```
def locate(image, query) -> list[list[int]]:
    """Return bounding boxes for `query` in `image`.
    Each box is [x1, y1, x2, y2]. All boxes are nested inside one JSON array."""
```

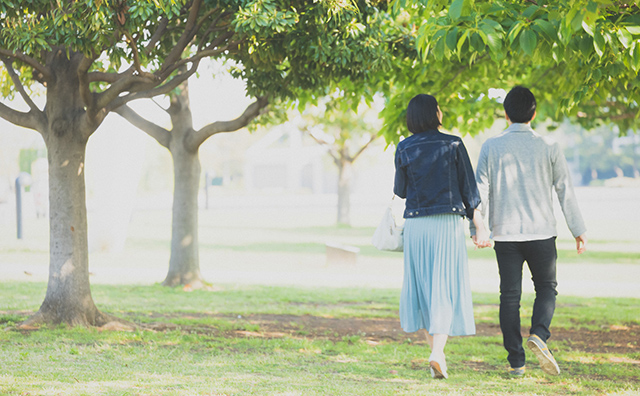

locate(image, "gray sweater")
[[471, 123, 586, 240]]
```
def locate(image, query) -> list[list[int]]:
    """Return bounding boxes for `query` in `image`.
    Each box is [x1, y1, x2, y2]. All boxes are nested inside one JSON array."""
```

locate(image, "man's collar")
[[505, 123, 534, 133]]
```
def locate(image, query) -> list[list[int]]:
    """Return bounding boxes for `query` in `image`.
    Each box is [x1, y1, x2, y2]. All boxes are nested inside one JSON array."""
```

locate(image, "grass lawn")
[[1, 282, 638, 396]]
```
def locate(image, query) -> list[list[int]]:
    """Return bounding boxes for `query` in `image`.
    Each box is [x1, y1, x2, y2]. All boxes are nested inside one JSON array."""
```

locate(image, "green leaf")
[[581, 11, 597, 37], [470, 32, 484, 52], [594, 30, 605, 58], [481, 18, 502, 32], [457, 29, 470, 53], [552, 42, 564, 63], [533, 19, 556, 41], [617, 28, 633, 49], [626, 25, 640, 35], [632, 45, 640, 72], [507, 21, 524, 44], [485, 32, 502, 54], [434, 37, 445, 61], [522, 5, 538, 19], [449, 0, 464, 21], [519, 29, 537, 56], [446, 27, 458, 51], [578, 36, 594, 57], [570, 10, 584, 32]]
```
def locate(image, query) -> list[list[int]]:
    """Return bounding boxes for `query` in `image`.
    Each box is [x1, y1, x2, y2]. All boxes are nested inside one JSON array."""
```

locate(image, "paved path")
[[5, 255, 639, 299]]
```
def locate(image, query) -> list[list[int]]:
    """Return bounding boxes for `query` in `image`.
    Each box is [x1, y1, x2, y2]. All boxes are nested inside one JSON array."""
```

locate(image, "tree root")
[[162, 275, 217, 291], [17, 308, 138, 331]]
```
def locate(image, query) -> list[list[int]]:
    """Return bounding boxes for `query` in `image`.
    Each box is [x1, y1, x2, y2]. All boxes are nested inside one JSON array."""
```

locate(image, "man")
[[471, 86, 587, 377]]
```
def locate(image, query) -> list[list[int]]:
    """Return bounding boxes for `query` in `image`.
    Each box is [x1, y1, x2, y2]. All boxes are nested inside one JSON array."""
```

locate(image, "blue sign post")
[[15, 172, 32, 239]]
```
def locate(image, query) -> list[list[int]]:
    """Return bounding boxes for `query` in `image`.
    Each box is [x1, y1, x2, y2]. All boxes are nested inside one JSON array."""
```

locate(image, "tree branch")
[[94, 71, 156, 110], [0, 49, 51, 81], [351, 134, 377, 162], [87, 71, 121, 83], [186, 96, 269, 150], [159, 0, 203, 76], [156, 41, 232, 81], [0, 101, 44, 132], [0, 56, 41, 113], [124, 30, 156, 80], [106, 62, 200, 111], [144, 17, 169, 56], [113, 104, 171, 149], [197, 10, 232, 50], [305, 127, 341, 163]]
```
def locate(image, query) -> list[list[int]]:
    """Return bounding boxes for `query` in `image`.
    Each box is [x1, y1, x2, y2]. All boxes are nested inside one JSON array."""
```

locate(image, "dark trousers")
[[494, 237, 558, 368]]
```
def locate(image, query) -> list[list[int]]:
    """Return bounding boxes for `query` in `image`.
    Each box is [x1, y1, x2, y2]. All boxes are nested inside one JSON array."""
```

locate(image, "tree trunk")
[[20, 52, 123, 328], [162, 82, 205, 288], [163, 139, 204, 287], [337, 159, 353, 226], [31, 134, 106, 325]]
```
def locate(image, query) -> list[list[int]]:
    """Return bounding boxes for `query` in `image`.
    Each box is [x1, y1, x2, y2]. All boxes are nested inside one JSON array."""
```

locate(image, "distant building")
[[243, 122, 329, 193]]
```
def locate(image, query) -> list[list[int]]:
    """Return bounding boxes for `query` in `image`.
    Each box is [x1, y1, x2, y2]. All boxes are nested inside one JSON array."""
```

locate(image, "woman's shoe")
[[429, 356, 448, 379]]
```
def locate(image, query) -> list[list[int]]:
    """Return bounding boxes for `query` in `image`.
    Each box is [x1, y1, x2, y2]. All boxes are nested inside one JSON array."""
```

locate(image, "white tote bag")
[[372, 205, 404, 252]]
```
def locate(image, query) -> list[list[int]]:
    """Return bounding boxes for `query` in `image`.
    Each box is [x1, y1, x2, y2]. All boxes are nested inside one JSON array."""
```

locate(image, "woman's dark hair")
[[503, 86, 536, 123], [406, 94, 441, 134]]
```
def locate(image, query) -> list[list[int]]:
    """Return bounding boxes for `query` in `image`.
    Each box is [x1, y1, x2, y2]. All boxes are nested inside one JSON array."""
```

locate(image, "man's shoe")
[[508, 366, 525, 377], [527, 334, 560, 375]]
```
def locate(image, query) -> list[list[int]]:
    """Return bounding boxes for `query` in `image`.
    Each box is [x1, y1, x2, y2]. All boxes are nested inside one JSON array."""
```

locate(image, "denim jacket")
[[394, 130, 481, 219]]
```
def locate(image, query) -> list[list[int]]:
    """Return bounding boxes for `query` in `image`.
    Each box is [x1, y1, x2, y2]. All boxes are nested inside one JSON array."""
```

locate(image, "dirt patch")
[[141, 312, 639, 356]]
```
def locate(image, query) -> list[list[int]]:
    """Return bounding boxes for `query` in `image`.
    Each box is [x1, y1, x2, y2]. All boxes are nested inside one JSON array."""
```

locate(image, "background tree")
[[298, 91, 382, 226], [0, 0, 391, 326], [115, 1, 392, 288], [116, 78, 266, 289]]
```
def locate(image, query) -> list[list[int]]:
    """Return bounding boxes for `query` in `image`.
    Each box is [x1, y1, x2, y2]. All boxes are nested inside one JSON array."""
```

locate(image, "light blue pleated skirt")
[[399, 214, 476, 336]]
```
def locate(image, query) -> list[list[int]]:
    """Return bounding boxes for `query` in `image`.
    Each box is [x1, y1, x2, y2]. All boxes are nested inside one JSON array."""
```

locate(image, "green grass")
[[1, 282, 638, 395], [126, 231, 640, 264]]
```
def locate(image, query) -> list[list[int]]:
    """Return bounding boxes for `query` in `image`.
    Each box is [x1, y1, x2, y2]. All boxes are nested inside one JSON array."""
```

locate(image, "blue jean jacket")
[[394, 130, 481, 219]]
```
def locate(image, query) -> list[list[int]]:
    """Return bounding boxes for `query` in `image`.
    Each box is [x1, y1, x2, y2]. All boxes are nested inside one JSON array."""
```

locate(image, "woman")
[[394, 94, 490, 379]]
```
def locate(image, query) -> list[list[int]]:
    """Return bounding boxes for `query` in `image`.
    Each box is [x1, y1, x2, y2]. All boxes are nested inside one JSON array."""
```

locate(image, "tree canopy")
[[0, 0, 396, 326], [380, 0, 640, 143]]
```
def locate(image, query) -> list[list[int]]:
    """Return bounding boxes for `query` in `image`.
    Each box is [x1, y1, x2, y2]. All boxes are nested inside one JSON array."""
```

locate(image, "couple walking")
[[393, 86, 587, 379]]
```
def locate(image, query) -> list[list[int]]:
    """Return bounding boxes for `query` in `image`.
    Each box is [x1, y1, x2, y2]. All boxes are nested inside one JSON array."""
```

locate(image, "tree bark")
[[337, 159, 353, 226]]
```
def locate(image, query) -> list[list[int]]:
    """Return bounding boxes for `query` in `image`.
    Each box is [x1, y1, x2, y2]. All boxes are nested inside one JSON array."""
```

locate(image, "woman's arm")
[[393, 148, 407, 198], [455, 140, 481, 218]]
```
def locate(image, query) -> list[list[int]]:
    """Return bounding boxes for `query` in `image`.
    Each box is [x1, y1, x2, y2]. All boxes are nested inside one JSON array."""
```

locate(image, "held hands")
[[472, 230, 492, 248], [471, 209, 492, 248]]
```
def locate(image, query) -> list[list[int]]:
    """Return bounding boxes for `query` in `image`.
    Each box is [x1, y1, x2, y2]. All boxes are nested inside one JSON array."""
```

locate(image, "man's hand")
[[575, 233, 587, 254]]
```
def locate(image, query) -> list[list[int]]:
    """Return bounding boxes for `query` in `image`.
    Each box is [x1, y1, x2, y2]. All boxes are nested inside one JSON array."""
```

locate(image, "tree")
[[298, 93, 382, 226], [0, 0, 395, 324], [115, 77, 266, 288], [380, 0, 640, 143], [115, 1, 393, 288]]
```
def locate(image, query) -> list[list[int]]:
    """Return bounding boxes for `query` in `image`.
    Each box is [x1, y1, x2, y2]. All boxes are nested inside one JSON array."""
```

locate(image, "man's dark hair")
[[406, 94, 441, 134], [503, 86, 536, 123]]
